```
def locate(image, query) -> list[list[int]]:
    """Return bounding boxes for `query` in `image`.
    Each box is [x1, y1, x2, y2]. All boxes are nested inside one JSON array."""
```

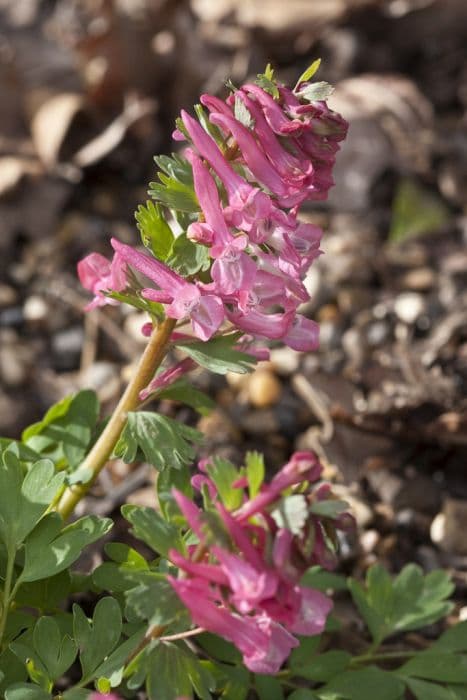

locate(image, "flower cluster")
[[78, 71, 347, 351], [168, 451, 352, 674]]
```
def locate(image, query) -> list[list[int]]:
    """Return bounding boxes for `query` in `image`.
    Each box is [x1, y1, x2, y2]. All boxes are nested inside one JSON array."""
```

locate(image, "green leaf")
[[136, 201, 174, 261], [309, 500, 349, 519], [197, 633, 242, 664], [62, 691, 93, 700], [205, 457, 242, 510], [155, 152, 194, 185], [295, 58, 321, 89], [23, 391, 100, 470], [255, 675, 284, 700], [33, 617, 77, 681], [177, 334, 257, 375], [348, 564, 453, 646], [406, 678, 456, 700], [0, 439, 40, 463], [5, 686, 52, 700], [390, 179, 451, 242], [289, 636, 322, 669], [146, 642, 193, 700], [434, 622, 467, 653], [271, 495, 308, 535], [0, 649, 28, 695], [73, 597, 122, 679], [156, 379, 215, 415], [255, 71, 279, 99], [125, 574, 185, 626], [122, 504, 184, 557], [288, 692, 319, 700], [398, 652, 467, 683], [295, 651, 351, 683], [301, 566, 347, 593], [91, 629, 145, 688], [114, 411, 202, 471], [167, 232, 210, 276], [296, 81, 334, 102], [245, 451, 264, 498], [320, 667, 405, 700], [149, 175, 199, 213], [0, 453, 65, 551], [21, 513, 112, 582]]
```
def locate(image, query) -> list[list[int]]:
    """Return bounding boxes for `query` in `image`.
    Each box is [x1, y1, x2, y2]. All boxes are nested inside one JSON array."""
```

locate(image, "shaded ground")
[[0, 0, 466, 637]]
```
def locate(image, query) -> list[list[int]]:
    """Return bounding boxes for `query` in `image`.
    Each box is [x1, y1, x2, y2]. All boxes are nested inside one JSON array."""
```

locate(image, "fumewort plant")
[[1, 62, 466, 700]]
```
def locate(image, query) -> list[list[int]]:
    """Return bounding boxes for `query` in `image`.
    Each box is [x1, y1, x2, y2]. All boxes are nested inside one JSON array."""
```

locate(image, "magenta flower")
[[139, 357, 197, 401], [77, 251, 127, 310], [168, 451, 351, 673], [111, 238, 224, 341]]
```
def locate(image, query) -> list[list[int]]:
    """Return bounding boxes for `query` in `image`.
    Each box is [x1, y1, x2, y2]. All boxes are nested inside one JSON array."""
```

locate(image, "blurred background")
[[0, 0, 466, 581]]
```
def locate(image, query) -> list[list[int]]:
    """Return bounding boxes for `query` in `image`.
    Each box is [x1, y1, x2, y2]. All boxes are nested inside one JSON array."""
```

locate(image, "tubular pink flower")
[[112, 238, 224, 341], [287, 586, 333, 636], [212, 547, 278, 613], [181, 110, 252, 204], [139, 357, 197, 401], [235, 452, 322, 522], [209, 112, 304, 207], [77, 251, 127, 310]]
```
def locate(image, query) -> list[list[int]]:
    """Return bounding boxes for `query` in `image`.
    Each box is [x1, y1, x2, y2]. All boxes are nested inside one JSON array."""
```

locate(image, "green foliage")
[[121, 504, 184, 558], [149, 154, 199, 214], [21, 390, 100, 474], [136, 200, 174, 260], [245, 451, 265, 498], [295, 58, 322, 89], [390, 178, 451, 242], [0, 453, 64, 552], [156, 378, 215, 415], [167, 231, 211, 276], [255, 69, 280, 99], [348, 563, 454, 646], [114, 411, 202, 470], [176, 333, 258, 375]]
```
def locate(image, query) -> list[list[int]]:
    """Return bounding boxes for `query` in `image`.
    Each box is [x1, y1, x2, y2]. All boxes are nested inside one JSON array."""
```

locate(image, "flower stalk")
[[55, 318, 176, 520]]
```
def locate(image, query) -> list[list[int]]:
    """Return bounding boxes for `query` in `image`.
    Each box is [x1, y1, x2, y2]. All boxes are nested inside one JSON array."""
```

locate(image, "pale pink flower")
[[77, 251, 127, 310]]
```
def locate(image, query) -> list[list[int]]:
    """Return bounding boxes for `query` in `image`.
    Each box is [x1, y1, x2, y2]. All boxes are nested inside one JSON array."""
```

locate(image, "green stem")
[[350, 649, 416, 667], [55, 318, 177, 520], [0, 547, 16, 650]]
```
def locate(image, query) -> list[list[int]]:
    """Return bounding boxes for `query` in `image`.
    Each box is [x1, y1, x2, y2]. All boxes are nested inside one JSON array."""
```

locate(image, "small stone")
[[431, 498, 467, 555], [23, 295, 48, 322], [0, 344, 28, 386], [0, 284, 17, 307], [270, 347, 300, 376], [246, 369, 282, 408], [400, 267, 436, 291], [360, 529, 380, 554], [366, 321, 389, 347], [394, 292, 425, 324], [52, 326, 84, 370]]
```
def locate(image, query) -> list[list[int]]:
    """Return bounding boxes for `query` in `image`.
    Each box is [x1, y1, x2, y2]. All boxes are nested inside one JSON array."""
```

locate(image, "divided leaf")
[[115, 411, 202, 471], [176, 334, 257, 375]]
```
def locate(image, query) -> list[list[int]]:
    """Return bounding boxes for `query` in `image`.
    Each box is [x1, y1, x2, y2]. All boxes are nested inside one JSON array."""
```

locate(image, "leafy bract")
[[176, 334, 257, 375], [114, 412, 202, 470], [136, 201, 174, 261]]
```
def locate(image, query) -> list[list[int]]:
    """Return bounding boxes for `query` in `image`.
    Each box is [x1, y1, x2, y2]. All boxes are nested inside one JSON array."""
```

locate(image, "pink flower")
[[111, 238, 225, 341], [139, 357, 196, 401], [77, 251, 127, 310]]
